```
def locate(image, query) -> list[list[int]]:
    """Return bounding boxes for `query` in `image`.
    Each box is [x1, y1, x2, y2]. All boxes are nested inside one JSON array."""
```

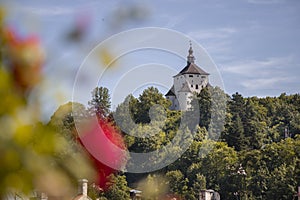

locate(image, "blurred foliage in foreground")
[[0, 8, 95, 199], [1, 4, 300, 200]]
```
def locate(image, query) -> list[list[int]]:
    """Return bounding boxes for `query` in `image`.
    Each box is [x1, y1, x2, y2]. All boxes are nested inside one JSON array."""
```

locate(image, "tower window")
[[189, 75, 193, 77], [191, 85, 193, 87], [201, 76, 206, 78], [196, 85, 199, 89]]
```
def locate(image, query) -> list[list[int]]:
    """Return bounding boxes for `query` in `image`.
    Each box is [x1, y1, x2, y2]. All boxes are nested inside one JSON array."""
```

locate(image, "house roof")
[[165, 85, 175, 96], [175, 62, 209, 76], [175, 43, 209, 76]]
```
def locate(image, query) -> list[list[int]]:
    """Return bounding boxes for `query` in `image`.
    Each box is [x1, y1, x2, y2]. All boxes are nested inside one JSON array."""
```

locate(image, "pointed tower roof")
[[187, 40, 195, 64], [175, 42, 209, 76]]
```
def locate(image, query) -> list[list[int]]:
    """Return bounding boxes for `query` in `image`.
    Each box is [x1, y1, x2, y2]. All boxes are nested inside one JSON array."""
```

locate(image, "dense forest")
[[1, 7, 298, 200], [49, 86, 300, 200]]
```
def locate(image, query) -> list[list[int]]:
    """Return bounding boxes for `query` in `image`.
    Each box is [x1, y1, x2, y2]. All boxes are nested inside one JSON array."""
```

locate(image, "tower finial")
[[187, 40, 195, 63]]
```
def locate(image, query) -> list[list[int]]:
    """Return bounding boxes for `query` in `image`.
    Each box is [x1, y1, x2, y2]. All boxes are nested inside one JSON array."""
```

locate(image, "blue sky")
[[2, 0, 300, 119]]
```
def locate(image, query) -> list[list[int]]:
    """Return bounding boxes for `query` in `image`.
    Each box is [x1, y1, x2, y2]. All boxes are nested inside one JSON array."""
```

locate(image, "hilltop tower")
[[166, 43, 209, 110]]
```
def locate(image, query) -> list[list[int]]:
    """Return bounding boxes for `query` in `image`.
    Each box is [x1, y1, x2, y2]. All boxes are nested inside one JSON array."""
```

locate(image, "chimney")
[[78, 179, 88, 196], [38, 192, 48, 200]]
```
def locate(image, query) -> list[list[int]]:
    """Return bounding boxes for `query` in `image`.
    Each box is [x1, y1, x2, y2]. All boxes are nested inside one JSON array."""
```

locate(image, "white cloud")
[[187, 27, 238, 57], [221, 56, 294, 76], [188, 28, 237, 40], [156, 13, 187, 28], [220, 55, 299, 91], [241, 77, 289, 90]]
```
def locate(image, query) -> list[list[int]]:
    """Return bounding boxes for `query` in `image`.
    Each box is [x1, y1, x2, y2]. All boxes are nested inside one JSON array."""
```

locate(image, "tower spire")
[[187, 40, 195, 64]]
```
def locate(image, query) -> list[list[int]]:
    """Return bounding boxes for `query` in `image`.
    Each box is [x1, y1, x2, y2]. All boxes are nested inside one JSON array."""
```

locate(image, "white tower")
[[166, 43, 209, 111], [72, 179, 92, 200]]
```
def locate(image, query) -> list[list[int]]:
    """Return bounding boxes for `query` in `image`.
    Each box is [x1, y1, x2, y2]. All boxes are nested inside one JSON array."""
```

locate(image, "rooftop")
[[175, 43, 209, 76]]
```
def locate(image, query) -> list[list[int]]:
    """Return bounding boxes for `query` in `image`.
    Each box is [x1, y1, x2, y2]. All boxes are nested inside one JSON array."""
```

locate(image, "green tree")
[[200, 141, 238, 199], [222, 93, 247, 151], [266, 163, 297, 200], [114, 94, 138, 135], [208, 86, 228, 140], [187, 164, 206, 199], [238, 150, 263, 199], [128, 123, 166, 153], [228, 114, 246, 151], [102, 174, 130, 200], [193, 125, 208, 142], [196, 87, 211, 129], [166, 170, 186, 196], [88, 87, 111, 120], [242, 138, 300, 200], [243, 99, 267, 150], [135, 87, 171, 124], [192, 86, 227, 140], [230, 92, 245, 114], [49, 102, 89, 142]]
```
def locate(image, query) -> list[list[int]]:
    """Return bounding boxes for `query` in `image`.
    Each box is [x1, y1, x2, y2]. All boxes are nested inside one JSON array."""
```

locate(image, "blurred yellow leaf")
[[137, 174, 168, 199], [99, 48, 114, 67], [13, 125, 33, 147], [0, 6, 5, 24], [2, 149, 21, 170]]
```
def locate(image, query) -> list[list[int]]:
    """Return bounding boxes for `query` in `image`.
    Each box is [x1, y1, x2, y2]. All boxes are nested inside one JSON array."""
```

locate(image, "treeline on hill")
[[49, 86, 300, 200]]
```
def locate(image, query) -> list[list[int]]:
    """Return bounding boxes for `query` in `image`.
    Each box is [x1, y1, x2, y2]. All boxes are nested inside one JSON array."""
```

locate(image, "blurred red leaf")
[[4, 27, 45, 92], [78, 119, 127, 189]]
